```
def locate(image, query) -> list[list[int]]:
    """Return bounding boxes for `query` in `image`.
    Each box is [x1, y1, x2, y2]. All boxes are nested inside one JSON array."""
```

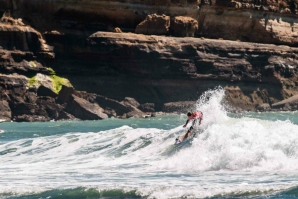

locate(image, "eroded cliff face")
[[46, 32, 298, 111], [199, 6, 298, 46], [1, 0, 298, 45], [0, 0, 298, 121]]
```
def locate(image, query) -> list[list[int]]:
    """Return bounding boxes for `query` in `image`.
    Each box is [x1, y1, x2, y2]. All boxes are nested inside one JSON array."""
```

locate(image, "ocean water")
[[1, 88, 298, 199]]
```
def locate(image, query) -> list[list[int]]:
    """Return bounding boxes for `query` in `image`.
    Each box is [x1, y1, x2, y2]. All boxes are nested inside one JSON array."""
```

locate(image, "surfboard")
[[175, 130, 196, 144]]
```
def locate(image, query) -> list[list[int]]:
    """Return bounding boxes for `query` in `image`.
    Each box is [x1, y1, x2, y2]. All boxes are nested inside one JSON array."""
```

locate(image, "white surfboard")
[[175, 130, 196, 144]]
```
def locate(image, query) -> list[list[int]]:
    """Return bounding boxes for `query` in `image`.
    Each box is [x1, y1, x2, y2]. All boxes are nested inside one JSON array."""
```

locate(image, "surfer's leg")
[[185, 126, 193, 138]]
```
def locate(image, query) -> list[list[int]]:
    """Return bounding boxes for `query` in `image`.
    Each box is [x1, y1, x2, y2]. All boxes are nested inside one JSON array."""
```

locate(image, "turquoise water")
[[1, 89, 298, 199]]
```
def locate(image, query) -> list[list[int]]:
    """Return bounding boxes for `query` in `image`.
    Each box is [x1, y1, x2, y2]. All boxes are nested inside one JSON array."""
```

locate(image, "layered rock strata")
[[0, 0, 297, 121], [49, 31, 298, 112]]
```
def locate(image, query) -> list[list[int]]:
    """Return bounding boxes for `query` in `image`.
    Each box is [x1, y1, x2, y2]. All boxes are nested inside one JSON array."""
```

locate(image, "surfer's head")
[[187, 112, 192, 117]]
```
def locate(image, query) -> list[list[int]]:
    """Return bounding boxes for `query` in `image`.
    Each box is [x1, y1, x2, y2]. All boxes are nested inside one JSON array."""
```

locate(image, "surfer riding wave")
[[183, 111, 203, 137], [175, 111, 203, 144]]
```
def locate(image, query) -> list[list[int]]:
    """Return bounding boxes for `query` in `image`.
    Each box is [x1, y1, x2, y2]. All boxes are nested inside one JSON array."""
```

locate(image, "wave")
[[4, 185, 298, 199], [1, 187, 141, 199], [1, 88, 298, 173], [1, 87, 298, 199]]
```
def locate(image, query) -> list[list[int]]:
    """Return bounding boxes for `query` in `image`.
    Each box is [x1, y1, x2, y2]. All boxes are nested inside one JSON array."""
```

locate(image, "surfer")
[[175, 111, 203, 144], [183, 111, 203, 138]]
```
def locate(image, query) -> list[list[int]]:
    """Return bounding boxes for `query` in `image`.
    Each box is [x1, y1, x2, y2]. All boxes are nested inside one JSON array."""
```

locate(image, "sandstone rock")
[[126, 110, 145, 118], [13, 115, 49, 122], [120, 97, 145, 118], [4, 0, 298, 45], [0, 100, 11, 120], [84, 32, 298, 111], [114, 27, 122, 33], [57, 85, 74, 104], [107, 25, 123, 33], [24, 92, 37, 104], [122, 97, 140, 108], [12, 101, 39, 115], [37, 85, 58, 98], [29, 73, 72, 95], [114, 97, 146, 118], [103, 108, 117, 118], [1, 16, 25, 26], [1, 0, 298, 118], [0, 16, 53, 53], [11, 95, 71, 121], [272, 94, 298, 110], [139, 103, 155, 112], [0, 51, 49, 76], [66, 95, 108, 120], [31, 73, 54, 92], [199, 6, 298, 45], [135, 14, 170, 35], [170, 16, 198, 37], [56, 111, 77, 121], [96, 95, 130, 115], [73, 90, 97, 103], [256, 103, 271, 111], [44, 30, 61, 35], [36, 96, 64, 119], [119, 113, 127, 119]]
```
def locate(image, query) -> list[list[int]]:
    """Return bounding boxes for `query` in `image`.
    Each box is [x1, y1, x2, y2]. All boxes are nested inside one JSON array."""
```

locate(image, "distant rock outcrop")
[[272, 95, 298, 111], [135, 14, 170, 35], [170, 16, 198, 37], [66, 95, 108, 120]]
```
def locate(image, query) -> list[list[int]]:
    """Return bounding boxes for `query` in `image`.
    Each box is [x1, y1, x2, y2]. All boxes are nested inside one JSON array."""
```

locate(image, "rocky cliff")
[[0, 0, 297, 121]]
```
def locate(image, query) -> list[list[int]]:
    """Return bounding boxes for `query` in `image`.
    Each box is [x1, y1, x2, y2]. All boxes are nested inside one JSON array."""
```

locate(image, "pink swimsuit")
[[187, 111, 203, 121]]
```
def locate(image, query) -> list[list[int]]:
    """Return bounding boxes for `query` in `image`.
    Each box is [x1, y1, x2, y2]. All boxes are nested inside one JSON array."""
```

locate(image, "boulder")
[[37, 85, 58, 98], [135, 14, 170, 35], [11, 96, 71, 121], [24, 92, 37, 103], [56, 111, 77, 121], [122, 97, 140, 108], [114, 27, 122, 33], [73, 90, 97, 103], [57, 85, 74, 104], [119, 113, 127, 119], [126, 109, 146, 118], [12, 102, 38, 115], [139, 103, 155, 112], [256, 103, 271, 111], [0, 100, 11, 120], [13, 115, 49, 122], [31, 73, 54, 92], [272, 95, 298, 111], [66, 95, 108, 120], [170, 16, 198, 37], [118, 97, 146, 118], [103, 108, 117, 118], [96, 95, 130, 115], [36, 97, 65, 119]]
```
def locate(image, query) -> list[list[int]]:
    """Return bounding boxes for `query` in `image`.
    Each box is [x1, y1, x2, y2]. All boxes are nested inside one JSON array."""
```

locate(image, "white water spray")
[[1, 88, 298, 198]]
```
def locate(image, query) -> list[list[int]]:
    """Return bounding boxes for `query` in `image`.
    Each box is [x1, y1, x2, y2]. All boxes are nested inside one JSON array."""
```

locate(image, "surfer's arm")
[[183, 120, 189, 127], [192, 119, 197, 126]]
